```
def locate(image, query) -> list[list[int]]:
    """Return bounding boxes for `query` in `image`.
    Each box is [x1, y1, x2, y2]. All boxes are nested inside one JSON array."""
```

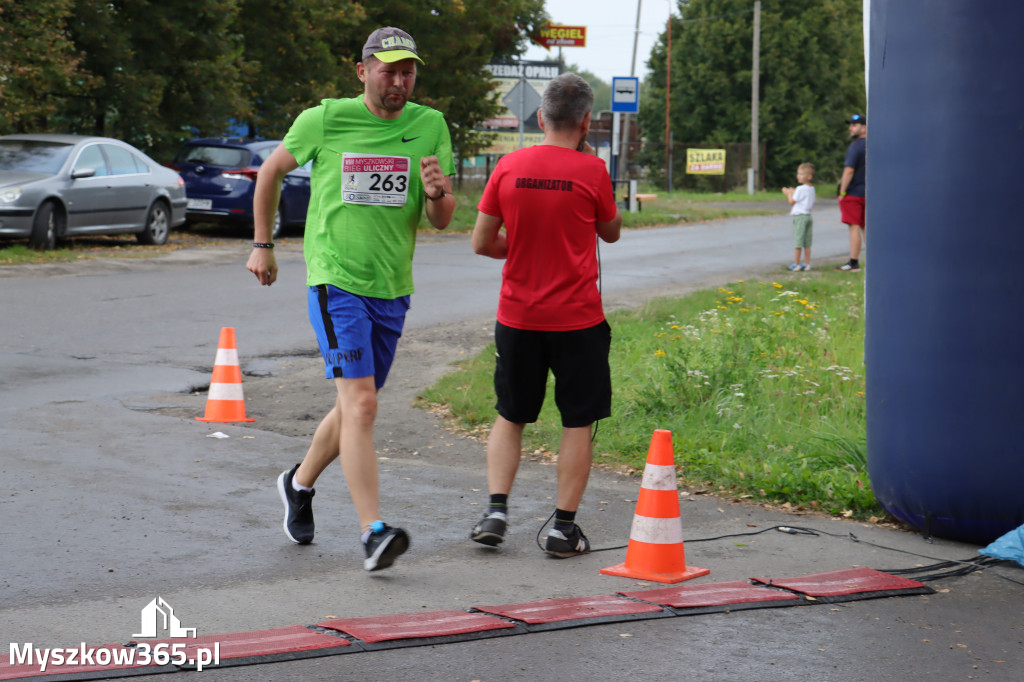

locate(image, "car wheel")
[[138, 200, 170, 245], [29, 201, 62, 250], [271, 204, 284, 240]]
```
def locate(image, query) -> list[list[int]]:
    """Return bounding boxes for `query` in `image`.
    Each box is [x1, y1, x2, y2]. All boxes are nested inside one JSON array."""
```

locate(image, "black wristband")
[[426, 187, 446, 201], [253, 242, 274, 249]]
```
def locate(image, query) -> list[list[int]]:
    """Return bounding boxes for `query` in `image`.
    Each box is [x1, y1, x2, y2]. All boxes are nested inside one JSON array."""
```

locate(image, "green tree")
[[61, 0, 249, 159], [0, 0, 91, 133], [639, 0, 865, 189], [2, 0, 545, 162], [237, 0, 367, 139]]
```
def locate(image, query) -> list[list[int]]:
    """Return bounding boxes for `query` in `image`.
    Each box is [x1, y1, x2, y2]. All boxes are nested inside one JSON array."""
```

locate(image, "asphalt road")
[[2, 207, 1022, 681]]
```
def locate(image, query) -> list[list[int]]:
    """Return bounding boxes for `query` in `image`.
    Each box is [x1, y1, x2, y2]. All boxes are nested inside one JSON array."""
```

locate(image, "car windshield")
[[175, 145, 249, 167], [0, 140, 75, 174]]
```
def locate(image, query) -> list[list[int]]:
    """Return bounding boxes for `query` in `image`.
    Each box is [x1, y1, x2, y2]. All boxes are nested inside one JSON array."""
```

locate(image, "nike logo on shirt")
[[402, 136, 420, 143]]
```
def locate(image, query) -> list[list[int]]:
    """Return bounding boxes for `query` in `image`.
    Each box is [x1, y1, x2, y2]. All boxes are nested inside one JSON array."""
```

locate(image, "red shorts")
[[839, 194, 866, 227]]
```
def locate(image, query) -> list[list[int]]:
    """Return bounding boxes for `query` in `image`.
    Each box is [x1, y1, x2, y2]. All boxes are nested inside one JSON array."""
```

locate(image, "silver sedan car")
[[0, 134, 188, 250]]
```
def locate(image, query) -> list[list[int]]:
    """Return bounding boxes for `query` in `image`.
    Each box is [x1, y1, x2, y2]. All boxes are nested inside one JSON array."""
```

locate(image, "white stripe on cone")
[[208, 383, 245, 401], [629, 514, 685, 545], [215, 348, 240, 366], [640, 463, 677, 491]]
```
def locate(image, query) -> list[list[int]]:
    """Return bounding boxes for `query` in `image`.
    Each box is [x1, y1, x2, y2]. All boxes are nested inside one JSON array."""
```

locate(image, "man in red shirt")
[[470, 73, 622, 557]]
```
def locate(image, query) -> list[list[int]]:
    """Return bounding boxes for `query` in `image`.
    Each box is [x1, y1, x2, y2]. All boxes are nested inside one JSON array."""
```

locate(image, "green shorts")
[[792, 214, 813, 248]]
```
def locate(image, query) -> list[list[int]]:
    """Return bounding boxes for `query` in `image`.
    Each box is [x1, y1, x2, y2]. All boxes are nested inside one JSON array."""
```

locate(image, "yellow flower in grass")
[[654, 349, 666, 358], [772, 282, 783, 289]]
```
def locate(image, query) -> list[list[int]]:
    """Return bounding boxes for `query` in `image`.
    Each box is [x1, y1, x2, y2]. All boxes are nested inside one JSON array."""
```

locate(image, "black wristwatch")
[[426, 187, 446, 201]]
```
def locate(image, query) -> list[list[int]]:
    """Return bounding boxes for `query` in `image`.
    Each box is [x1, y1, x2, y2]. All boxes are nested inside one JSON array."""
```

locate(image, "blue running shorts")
[[307, 285, 410, 389]]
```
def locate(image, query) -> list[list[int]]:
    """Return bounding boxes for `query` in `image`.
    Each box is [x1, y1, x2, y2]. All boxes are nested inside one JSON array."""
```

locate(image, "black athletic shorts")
[[493, 320, 612, 428]]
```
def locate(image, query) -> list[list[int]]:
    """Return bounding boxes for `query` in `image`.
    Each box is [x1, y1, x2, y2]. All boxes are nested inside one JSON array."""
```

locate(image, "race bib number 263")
[[342, 153, 410, 206]]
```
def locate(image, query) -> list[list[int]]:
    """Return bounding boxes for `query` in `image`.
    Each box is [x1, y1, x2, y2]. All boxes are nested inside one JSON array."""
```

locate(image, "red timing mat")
[[317, 610, 516, 644], [750, 567, 933, 601], [0, 568, 937, 680], [472, 594, 666, 625], [619, 579, 803, 609]]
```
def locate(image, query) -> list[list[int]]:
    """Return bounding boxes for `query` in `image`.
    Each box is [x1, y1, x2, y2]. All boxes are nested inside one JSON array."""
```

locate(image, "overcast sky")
[[521, 0, 672, 85]]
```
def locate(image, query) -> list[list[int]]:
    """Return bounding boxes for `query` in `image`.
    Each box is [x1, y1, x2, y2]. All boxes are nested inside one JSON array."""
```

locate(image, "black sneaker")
[[544, 524, 591, 558], [835, 261, 860, 272], [471, 512, 508, 546], [277, 464, 314, 544], [363, 524, 410, 571]]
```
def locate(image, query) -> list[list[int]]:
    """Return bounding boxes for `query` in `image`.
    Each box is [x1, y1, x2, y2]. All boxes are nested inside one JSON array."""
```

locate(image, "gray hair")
[[540, 73, 593, 131]]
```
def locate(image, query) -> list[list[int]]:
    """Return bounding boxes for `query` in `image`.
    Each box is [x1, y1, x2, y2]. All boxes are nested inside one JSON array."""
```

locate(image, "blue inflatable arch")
[[865, 0, 1024, 544]]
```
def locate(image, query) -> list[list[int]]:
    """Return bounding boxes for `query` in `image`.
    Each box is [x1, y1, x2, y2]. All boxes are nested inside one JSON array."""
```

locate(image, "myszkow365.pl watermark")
[[8, 596, 220, 673]]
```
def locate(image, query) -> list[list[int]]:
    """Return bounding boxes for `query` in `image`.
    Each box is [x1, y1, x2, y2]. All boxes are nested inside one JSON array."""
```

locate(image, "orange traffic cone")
[[196, 327, 255, 423], [601, 429, 709, 583]]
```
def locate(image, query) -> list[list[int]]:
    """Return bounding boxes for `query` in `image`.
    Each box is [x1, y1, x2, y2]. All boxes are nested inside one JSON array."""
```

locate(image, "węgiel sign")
[[532, 23, 587, 49]]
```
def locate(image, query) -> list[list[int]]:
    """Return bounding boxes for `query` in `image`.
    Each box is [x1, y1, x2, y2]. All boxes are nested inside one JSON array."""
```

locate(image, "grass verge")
[[418, 269, 881, 519]]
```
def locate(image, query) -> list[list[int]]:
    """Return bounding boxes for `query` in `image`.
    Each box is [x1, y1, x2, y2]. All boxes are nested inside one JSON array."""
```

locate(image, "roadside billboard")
[[686, 148, 726, 175], [533, 23, 587, 48], [480, 60, 561, 154]]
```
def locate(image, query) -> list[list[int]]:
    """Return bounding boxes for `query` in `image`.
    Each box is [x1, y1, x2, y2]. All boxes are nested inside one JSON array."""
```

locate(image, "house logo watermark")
[[133, 596, 196, 638], [8, 597, 219, 673]]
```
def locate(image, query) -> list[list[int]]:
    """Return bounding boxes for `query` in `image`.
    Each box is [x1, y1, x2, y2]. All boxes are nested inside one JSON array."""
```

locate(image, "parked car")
[[0, 134, 187, 250], [170, 138, 310, 239]]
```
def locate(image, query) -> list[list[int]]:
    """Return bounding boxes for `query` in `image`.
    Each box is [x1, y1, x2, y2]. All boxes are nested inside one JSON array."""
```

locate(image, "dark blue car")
[[171, 138, 310, 238]]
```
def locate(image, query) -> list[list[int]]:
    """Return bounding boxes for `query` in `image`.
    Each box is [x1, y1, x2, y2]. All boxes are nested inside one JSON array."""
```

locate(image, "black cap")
[[845, 114, 866, 125]]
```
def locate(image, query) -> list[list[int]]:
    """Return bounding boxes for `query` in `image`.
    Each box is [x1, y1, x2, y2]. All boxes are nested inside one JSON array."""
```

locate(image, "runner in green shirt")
[[246, 27, 455, 571]]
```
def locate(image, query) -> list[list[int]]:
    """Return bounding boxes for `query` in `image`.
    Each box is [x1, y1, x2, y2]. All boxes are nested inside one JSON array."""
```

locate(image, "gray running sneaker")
[[544, 524, 591, 558], [471, 512, 508, 546], [363, 524, 410, 571], [277, 464, 314, 544]]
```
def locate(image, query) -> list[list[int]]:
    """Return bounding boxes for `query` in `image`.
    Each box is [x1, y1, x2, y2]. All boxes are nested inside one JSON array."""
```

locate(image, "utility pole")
[[665, 10, 672, 192], [749, 0, 761, 194]]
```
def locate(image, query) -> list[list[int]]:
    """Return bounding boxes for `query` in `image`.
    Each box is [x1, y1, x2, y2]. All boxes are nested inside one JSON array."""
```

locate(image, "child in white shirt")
[[782, 162, 816, 271]]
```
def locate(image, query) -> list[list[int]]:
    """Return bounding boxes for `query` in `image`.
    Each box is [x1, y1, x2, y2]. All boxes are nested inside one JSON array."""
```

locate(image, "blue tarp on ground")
[[980, 524, 1024, 568]]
